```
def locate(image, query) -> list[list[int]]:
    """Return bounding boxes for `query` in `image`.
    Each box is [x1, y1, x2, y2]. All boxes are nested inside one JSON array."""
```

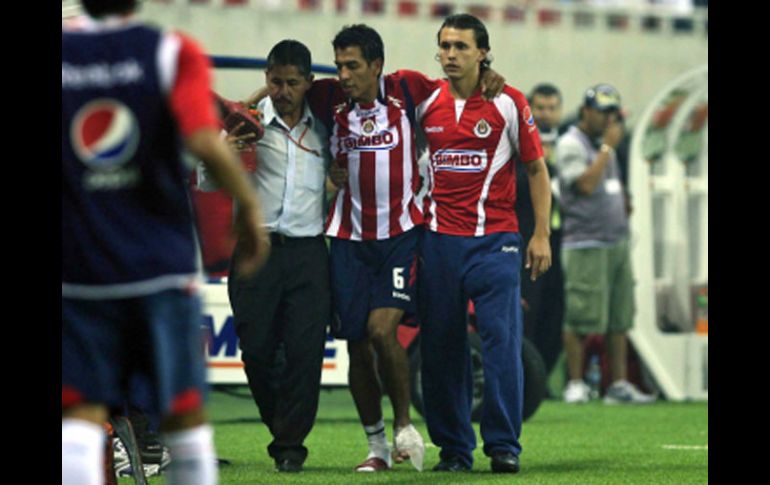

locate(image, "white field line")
[[662, 444, 708, 450]]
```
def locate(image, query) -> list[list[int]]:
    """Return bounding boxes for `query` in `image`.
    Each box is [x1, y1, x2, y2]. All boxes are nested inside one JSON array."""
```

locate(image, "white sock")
[[163, 424, 218, 485], [364, 420, 390, 461], [62, 419, 105, 485]]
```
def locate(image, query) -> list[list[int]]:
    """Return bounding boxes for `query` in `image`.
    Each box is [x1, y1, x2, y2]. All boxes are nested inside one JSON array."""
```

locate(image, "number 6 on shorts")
[[393, 267, 405, 290]]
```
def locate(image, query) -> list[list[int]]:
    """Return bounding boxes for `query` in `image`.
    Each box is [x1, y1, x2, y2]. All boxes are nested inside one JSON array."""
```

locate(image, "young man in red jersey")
[[413, 14, 552, 474]]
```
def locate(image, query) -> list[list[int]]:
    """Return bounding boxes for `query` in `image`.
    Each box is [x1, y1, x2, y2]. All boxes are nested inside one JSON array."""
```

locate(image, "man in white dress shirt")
[[200, 40, 333, 473]]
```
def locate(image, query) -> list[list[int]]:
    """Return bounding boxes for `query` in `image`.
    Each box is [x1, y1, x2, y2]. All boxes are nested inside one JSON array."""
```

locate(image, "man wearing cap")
[[556, 84, 655, 404]]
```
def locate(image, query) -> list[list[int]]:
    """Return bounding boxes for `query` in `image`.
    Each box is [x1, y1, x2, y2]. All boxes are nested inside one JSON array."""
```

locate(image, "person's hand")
[[480, 68, 505, 100], [525, 234, 552, 282], [233, 205, 270, 279], [602, 119, 624, 149], [226, 122, 258, 151], [329, 159, 348, 188]]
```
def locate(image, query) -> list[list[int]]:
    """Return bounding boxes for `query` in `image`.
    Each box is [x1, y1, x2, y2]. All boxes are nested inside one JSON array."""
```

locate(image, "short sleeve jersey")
[[416, 82, 543, 236], [308, 70, 441, 241]]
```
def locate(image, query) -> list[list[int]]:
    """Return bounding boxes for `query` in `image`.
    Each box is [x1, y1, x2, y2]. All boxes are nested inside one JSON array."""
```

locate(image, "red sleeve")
[[307, 77, 345, 128], [168, 33, 219, 137], [393, 69, 442, 105], [505, 86, 543, 163]]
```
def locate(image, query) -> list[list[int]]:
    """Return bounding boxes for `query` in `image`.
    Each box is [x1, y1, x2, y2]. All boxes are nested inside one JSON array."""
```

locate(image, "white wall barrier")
[[60, 0, 709, 126]]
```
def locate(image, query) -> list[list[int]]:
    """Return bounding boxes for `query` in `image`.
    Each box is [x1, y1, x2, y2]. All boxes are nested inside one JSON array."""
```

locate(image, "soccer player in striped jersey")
[[413, 14, 552, 474], [306, 25, 431, 472]]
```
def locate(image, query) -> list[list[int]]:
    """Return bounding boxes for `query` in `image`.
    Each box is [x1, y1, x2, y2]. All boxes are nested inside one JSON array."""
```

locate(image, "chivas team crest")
[[473, 118, 491, 138], [362, 119, 377, 134]]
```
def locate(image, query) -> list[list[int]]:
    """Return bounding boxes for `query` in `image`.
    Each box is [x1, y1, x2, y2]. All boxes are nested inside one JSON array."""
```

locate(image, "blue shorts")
[[62, 289, 208, 417], [329, 227, 420, 342]]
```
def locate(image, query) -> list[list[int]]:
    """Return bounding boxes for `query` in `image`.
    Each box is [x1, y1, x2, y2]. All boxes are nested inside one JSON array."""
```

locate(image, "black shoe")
[[275, 458, 303, 473], [490, 452, 520, 473], [432, 455, 471, 472]]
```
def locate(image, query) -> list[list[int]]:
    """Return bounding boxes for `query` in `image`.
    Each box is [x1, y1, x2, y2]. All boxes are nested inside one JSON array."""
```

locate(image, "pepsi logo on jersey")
[[431, 149, 488, 172], [71, 98, 140, 169], [71, 98, 141, 190]]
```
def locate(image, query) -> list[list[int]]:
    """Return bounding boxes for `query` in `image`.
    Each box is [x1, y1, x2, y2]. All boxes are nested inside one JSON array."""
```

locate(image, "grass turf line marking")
[[662, 444, 708, 450]]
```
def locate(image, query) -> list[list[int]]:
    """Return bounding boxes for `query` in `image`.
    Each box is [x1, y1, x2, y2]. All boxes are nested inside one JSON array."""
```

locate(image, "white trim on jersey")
[[158, 32, 181, 95], [327, 187, 345, 236], [494, 95, 520, 156], [62, 274, 202, 300], [415, 88, 443, 232], [474, 95, 520, 235], [398, 112, 417, 232]]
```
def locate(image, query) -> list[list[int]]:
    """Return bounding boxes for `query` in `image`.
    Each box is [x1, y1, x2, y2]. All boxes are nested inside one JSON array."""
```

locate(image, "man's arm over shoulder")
[[307, 77, 345, 127], [393, 69, 442, 106]]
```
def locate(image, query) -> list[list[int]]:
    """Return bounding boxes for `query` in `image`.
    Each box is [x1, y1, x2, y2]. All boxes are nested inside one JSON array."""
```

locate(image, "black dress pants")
[[228, 235, 331, 464]]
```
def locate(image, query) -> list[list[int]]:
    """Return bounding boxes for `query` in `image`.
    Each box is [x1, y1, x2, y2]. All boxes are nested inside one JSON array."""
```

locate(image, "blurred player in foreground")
[[62, 1, 269, 484]]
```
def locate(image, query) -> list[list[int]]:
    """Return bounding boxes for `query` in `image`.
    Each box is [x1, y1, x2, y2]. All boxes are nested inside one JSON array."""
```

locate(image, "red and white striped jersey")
[[416, 82, 543, 236], [309, 71, 440, 241]]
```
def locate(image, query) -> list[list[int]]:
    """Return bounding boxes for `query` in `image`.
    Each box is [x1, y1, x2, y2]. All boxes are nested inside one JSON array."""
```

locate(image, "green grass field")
[[119, 387, 707, 484]]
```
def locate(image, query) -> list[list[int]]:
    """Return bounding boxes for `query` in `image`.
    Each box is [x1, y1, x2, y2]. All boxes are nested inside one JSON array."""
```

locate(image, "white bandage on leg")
[[62, 419, 106, 485], [163, 424, 218, 485]]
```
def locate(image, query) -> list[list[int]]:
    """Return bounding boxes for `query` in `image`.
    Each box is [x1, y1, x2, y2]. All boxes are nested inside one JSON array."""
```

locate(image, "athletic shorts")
[[329, 227, 420, 342], [562, 238, 636, 335], [62, 288, 208, 417]]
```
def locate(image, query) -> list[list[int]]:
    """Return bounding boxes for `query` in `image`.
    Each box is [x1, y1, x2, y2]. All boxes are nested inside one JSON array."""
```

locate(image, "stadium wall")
[[134, 1, 707, 124]]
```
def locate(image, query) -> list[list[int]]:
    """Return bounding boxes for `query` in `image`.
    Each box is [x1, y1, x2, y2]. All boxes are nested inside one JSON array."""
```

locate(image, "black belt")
[[269, 233, 321, 246]]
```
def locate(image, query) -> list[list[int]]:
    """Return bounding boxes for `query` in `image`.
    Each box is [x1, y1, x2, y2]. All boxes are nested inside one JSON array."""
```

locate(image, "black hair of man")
[[437, 14, 491, 69], [267, 39, 313, 79], [529, 83, 563, 104], [82, 0, 138, 17], [332, 24, 385, 65]]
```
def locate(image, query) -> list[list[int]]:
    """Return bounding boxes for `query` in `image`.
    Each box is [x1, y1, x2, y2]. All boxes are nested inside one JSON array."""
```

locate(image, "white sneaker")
[[563, 380, 591, 403], [393, 424, 425, 471], [603, 380, 657, 404]]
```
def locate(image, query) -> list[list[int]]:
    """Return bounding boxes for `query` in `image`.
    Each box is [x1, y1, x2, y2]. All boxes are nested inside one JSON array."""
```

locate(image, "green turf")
[[120, 387, 707, 484]]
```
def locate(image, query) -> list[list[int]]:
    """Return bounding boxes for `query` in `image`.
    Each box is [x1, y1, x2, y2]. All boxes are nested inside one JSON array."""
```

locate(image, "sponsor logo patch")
[[522, 105, 535, 127], [430, 149, 488, 172], [71, 98, 139, 169], [338, 128, 400, 152]]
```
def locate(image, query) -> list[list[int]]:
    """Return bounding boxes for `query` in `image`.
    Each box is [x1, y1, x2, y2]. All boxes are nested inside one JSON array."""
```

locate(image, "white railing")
[[628, 64, 707, 401]]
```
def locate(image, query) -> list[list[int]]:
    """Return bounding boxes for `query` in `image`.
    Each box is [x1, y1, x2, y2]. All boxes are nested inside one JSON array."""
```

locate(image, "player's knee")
[[367, 322, 397, 347]]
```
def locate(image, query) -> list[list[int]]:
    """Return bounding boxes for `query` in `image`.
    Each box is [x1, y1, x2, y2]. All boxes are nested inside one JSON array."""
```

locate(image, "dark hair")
[[332, 24, 385, 65], [267, 39, 312, 78], [529, 83, 562, 104], [437, 14, 491, 69], [81, 0, 138, 17]]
